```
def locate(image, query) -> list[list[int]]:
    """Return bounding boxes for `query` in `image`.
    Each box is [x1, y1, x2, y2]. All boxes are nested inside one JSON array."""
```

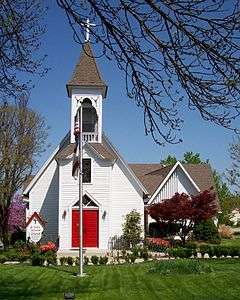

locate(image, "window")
[[83, 158, 91, 183]]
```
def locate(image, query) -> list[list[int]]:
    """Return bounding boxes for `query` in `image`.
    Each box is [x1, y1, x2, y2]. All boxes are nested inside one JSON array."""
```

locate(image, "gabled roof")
[[23, 132, 148, 197], [129, 162, 216, 199], [55, 135, 117, 161], [66, 42, 107, 97], [26, 212, 46, 227]]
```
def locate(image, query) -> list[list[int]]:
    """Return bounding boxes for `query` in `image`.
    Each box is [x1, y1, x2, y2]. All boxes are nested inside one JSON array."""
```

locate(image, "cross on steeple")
[[81, 18, 96, 42]]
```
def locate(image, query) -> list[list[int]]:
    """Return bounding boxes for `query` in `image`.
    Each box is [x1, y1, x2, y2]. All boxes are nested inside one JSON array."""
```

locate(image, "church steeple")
[[67, 42, 107, 144], [66, 42, 107, 98]]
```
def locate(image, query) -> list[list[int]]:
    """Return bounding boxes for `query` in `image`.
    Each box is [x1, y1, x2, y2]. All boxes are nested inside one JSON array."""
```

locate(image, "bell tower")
[[66, 42, 107, 144]]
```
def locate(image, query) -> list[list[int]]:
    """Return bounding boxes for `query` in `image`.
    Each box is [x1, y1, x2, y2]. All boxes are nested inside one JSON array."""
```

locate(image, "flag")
[[72, 109, 81, 178]]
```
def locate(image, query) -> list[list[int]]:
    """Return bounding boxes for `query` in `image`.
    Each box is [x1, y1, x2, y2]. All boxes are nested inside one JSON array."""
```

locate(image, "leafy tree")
[[226, 135, 240, 192], [58, 0, 240, 145], [160, 151, 206, 165], [182, 152, 205, 165], [0, 96, 48, 247], [148, 190, 218, 245], [160, 155, 177, 166], [0, 1, 47, 98], [122, 210, 142, 248]]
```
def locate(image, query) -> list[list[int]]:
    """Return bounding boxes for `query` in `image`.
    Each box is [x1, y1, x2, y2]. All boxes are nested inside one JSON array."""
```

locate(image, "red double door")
[[72, 209, 99, 248]]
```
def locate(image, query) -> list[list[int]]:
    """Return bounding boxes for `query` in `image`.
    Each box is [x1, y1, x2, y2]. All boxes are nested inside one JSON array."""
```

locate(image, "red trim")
[[26, 212, 46, 228]]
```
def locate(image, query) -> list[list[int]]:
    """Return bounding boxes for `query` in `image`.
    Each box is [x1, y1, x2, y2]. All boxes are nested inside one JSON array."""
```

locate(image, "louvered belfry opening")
[[81, 97, 98, 142], [82, 98, 98, 133]]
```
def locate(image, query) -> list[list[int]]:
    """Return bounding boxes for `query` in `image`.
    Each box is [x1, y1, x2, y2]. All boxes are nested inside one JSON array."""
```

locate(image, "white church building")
[[23, 42, 215, 254]]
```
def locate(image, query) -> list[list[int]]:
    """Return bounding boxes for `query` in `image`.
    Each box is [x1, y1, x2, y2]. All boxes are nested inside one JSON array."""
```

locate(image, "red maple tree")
[[148, 190, 218, 245]]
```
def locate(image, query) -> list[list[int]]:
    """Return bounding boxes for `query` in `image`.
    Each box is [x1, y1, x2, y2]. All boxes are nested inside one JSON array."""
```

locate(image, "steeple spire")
[[66, 42, 107, 98]]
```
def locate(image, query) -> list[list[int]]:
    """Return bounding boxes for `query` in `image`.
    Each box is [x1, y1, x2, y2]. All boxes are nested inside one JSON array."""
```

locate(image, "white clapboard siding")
[[153, 166, 198, 204], [27, 159, 59, 242], [110, 159, 144, 240], [58, 147, 112, 250]]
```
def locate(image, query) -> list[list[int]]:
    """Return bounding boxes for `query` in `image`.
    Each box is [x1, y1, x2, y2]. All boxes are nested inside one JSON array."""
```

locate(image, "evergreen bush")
[[31, 253, 44, 266], [44, 251, 57, 265], [91, 255, 99, 265], [0, 255, 7, 264], [67, 256, 73, 266], [168, 248, 193, 258], [60, 257, 67, 266], [99, 256, 108, 265], [122, 210, 142, 248], [139, 246, 149, 261], [84, 256, 89, 265], [193, 219, 220, 244]]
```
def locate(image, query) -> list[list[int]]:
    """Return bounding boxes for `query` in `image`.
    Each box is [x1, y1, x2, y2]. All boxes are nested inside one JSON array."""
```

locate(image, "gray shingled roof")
[[66, 42, 107, 97], [55, 135, 117, 161], [129, 163, 216, 197]]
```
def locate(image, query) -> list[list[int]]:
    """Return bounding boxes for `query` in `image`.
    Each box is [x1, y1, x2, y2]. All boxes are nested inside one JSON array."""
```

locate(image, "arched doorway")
[[71, 194, 99, 248]]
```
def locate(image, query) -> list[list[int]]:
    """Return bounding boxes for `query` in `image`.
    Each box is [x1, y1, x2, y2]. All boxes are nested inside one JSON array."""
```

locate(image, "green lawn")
[[1, 260, 240, 300]]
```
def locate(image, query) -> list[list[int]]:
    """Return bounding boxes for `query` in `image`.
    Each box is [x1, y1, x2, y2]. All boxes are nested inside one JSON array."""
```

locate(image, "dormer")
[[66, 42, 107, 143]]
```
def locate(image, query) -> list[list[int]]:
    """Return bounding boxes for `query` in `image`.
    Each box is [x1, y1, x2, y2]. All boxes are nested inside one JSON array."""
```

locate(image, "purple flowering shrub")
[[8, 194, 26, 233]]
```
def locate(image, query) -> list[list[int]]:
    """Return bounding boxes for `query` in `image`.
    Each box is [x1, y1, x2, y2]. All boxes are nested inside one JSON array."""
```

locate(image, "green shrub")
[[14, 240, 26, 251], [122, 210, 142, 248], [60, 257, 67, 265], [200, 245, 214, 258], [124, 253, 130, 263], [228, 246, 240, 257], [18, 253, 30, 262], [131, 245, 140, 258], [139, 246, 149, 261], [84, 256, 89, 265], [171, 239, 183, 248], [168, 248, 193, 258], [91, 255, 99, 265], [45, 251, 57, 265], [0, 255, 7, 264], [6, 251, 19, 261], [121, 249, 127, 258], [99, 256, 108, 265], [185, 242, 197, 250], [220, 246, 230, 257], [212, 246, 229, 257], [129, 253, 137, 263], [67, 256, 73, 266], [150, 259, 212, 275], [31, 253, 45, 266], [193, 219, 221, 244]]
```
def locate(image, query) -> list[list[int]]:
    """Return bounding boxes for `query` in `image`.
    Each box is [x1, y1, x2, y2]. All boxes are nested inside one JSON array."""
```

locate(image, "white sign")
[[29, 217, 44, 243]]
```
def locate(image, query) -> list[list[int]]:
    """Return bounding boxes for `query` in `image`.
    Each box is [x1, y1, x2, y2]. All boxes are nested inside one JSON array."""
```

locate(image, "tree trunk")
[[0, 204, 10, 249]]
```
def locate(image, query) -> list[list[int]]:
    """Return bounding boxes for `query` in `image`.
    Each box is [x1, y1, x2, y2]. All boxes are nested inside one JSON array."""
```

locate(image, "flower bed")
[[145, 238, 171, 253]]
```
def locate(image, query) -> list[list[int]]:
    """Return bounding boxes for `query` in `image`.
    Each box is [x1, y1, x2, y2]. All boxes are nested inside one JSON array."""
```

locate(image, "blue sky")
[[27, 2, 236, 175]]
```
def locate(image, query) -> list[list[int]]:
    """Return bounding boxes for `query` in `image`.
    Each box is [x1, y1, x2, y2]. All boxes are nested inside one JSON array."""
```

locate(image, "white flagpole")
[[78, 103, 84, 276]]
